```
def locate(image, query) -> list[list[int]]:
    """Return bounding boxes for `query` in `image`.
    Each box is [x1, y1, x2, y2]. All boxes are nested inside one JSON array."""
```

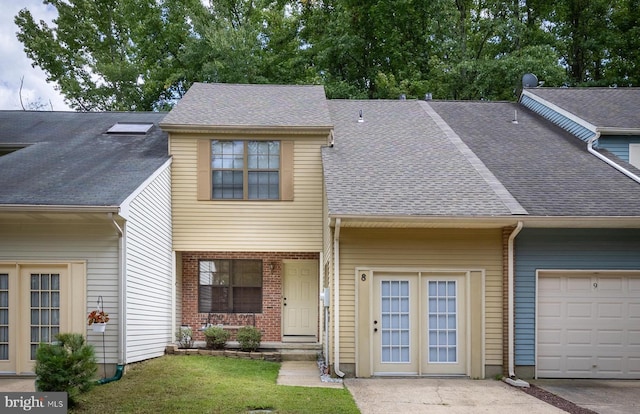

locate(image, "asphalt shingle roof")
[[429, 101, 640, 216], [322, 100, 523, 217], [0, 111, 169, 206], [161, 83, 332, 128], [525, 88, 640, 129]]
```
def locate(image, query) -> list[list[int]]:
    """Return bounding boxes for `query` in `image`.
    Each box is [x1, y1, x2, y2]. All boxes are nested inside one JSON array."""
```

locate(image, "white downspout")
[[109, 213, 126, 365], [333, 218, 345, 378], [508, 221, 523, 378], [588, 131, 640, 184]]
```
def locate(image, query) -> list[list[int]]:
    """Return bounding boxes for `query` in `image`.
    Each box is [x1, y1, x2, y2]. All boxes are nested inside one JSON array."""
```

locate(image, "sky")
[[0, 0, 71, 111]]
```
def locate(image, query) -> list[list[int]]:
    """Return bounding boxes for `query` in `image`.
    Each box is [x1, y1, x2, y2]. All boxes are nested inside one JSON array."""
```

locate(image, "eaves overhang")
[[597, 127, 640, 136], [328, 214, 640, 229], [0, 205, 120, 213], [160, 123, 333, 137], [327, 215, 524, 229]]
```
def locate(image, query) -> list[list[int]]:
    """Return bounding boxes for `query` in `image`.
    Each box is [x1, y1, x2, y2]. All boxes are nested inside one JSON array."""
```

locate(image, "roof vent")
[[358, 110, 364, 123], [399, 94, 406, 100], [107, 123, 153, 135], [425, 93, 433, 101]]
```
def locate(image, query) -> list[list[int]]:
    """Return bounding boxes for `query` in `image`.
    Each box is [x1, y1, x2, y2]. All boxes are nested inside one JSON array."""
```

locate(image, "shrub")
[[203, 326, 230, 349], [236, 326, 262, 352], [35, 333, 97, 407], [175, 326, 194, 349]]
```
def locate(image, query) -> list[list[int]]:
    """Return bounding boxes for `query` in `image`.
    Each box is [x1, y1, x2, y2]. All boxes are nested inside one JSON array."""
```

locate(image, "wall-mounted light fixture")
[[269, 262, 275, 272]]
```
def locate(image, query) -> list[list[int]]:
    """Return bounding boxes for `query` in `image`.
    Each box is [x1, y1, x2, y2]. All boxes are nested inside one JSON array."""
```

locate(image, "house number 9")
[[593, 282, 598, 288], [361, 273, 367, 281]]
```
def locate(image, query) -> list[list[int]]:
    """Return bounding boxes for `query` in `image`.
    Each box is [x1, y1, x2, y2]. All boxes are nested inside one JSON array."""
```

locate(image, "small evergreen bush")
[[236, 326, 262, 352], [175, 326, 194, 349], [35, 333, 97, 407], [203, 326, 230, 349]]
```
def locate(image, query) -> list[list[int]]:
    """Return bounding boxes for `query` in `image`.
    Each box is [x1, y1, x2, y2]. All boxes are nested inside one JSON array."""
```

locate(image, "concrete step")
[[279, 349, 321, 361]]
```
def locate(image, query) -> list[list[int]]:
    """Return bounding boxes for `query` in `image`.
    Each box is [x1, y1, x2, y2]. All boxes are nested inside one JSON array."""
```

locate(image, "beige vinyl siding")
[[337, 227, 503, 368], [170, 133, 326, 251], [124, 166, 173, 363], [0, 218, 119, 364]]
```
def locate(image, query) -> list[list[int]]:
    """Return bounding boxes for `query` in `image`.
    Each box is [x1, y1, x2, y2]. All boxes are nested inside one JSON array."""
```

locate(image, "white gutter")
[[333, 218, 345, 378], [108, 213, 127, 365], [507, 221, 523, 378], [0, 205, 119, 213], [588, 131, 640, 184]]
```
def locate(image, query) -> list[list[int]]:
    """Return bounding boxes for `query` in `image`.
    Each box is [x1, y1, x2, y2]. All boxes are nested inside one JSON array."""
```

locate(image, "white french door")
[[0, 265, 68, 374], [372, 273, 467, 376]]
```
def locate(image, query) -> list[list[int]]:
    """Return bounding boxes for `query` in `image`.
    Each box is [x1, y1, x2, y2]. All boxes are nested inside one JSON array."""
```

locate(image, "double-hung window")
[[197, 139, 293, 201], [212, 140, 280, 199], [198, 259, 263, 313]]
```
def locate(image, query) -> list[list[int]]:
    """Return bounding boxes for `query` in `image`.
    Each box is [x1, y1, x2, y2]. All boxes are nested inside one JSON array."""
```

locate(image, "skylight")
[[107, 123, 154, 135]]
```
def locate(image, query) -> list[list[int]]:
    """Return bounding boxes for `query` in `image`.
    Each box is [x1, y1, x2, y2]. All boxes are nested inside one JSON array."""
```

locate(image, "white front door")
[[372, 273, 467, 376], [282, 260, 318, 338]]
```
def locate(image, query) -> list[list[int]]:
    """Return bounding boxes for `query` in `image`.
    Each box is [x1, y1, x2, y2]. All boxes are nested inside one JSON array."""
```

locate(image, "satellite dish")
[[522, 73, 538, 88]]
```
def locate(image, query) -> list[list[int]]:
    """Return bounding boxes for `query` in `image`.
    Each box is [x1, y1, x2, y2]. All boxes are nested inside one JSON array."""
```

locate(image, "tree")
[[15, 0, 202, 111]]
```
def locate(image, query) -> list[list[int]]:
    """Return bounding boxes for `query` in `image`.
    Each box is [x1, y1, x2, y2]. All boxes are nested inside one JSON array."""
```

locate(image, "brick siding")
[[181, 251, 319, 341]]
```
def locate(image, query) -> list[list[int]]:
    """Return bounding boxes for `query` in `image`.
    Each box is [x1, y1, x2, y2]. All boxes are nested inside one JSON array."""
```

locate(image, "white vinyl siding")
[[124, 165, 173, 363], [170, 134, 326, 251], [0, 219, 119, 364]]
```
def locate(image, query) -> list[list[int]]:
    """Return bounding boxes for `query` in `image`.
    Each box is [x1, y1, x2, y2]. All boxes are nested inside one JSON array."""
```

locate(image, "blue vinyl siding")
[[514, 228, 640, 366], [598, 135, 640, 162], [520, 95, 595, 142]]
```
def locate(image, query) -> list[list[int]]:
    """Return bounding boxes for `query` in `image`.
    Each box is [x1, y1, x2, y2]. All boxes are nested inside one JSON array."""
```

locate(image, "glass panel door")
[[380, 280, 411, 363], [373, 274, 419, 375], [422, 275, 466, 375], [0, 274, 8, 361], [427, 281, 457, 363], [29, 273, 61, 360]]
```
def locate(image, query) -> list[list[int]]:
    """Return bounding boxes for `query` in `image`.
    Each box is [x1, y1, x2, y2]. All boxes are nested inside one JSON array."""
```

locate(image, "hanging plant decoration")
[[88, 295, 109, 332], [87, 309, 110, 325]]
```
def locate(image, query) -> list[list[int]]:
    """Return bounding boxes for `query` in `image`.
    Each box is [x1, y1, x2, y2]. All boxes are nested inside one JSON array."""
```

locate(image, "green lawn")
[[70, 355, 359, 413]]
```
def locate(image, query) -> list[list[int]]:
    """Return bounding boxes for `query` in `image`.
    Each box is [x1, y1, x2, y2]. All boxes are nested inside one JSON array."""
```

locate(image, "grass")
[[70, 355, 359, 414]]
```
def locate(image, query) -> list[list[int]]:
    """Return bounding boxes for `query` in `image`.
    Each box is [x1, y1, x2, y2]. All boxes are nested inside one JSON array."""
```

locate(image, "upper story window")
[[197, 139, 294, 201], [212, 140, 280, 200]]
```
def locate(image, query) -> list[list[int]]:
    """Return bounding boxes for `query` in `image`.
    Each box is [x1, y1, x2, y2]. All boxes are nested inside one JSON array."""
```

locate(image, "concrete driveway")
[[533, 379, 640, 414], [345, 378, 565, 413]]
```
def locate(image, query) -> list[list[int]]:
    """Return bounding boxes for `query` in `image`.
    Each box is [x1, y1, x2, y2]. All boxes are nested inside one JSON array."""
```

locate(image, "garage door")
[[537, 272, 640, 379]]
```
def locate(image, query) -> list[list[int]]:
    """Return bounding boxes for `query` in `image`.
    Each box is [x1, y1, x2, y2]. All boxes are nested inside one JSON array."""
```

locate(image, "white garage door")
[[537, 272, 640, 379]]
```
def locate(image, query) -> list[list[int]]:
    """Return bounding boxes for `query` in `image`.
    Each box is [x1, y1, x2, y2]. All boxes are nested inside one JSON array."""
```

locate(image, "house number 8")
[[361, 273, 367, 281]]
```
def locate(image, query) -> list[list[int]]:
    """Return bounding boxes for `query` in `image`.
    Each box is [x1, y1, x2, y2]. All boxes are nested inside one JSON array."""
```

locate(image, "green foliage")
[[14, 0, 640, 108], [203, 326, 230, 349], [236, 326, 262, 352], [175, 326, 194, 349], [70, 355, 358, 414], [35, 333, 97, 407]]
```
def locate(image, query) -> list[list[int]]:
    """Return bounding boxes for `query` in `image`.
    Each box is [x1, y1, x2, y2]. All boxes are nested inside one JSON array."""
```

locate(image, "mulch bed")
[[521, 384, 598, 414]]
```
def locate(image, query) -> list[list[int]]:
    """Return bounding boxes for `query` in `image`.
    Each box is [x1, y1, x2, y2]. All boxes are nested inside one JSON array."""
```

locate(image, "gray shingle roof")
[[161, 83, 332, 128], [322, 100, 523, 217], [0, 111, 169, 207], [428, 101, 640, 216], [525, 88, 640, 129]]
